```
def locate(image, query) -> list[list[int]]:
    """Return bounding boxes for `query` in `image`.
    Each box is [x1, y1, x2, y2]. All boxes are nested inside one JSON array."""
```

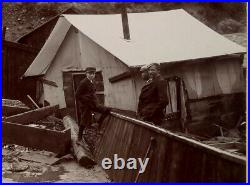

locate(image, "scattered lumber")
[[27, 95, 40, 109], [4, 105, 59, 124], [26, 95, 64, 125], [2, 99, 30, 116], [2, 104, 30, 117], [2, 121, 71, 155], [63, 116, 96, 168]]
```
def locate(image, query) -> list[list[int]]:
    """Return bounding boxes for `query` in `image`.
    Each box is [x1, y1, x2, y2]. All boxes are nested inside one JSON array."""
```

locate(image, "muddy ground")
[[2, 144, 110, 183]]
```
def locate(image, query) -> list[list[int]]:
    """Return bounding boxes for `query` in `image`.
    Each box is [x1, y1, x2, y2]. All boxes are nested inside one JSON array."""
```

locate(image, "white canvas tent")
[[23, 9, 246, 111]]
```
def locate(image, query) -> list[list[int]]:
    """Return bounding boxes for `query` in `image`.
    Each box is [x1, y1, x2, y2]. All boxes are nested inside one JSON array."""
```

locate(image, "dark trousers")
[[143, 116, 163, 125], [78, 105, 109, 140]]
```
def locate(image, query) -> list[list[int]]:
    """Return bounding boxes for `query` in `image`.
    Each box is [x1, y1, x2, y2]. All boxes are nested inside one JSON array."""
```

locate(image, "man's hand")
[[105, 107, 112, 114]]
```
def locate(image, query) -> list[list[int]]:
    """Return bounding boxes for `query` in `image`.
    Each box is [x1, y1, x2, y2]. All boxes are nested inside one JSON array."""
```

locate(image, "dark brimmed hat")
[[85, 67, 96, 73], [147, 63, 160, 70]]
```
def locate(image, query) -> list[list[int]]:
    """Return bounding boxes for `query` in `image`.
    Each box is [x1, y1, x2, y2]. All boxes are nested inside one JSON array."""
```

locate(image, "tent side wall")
[[77, 31, 137, 111], [40, 26, 137, 111], [41, 27, 82, 108]]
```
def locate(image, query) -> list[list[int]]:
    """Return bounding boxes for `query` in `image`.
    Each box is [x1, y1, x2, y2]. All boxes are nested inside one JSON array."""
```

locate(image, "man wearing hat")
[[75, 67, 110, 144], [137, 65, 151, 118], [137, 63, 168, 125]]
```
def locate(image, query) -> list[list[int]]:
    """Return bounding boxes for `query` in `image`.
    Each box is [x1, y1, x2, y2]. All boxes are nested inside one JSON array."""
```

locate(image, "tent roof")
[[23, 17, 71, 77], [23, 9, 246, 77], [64, 9, 245, 65]]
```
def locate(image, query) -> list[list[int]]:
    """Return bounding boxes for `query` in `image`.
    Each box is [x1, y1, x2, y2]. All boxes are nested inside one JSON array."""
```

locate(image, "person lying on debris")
[[75, 67, 111, 145], [137, 63, 168, 125]]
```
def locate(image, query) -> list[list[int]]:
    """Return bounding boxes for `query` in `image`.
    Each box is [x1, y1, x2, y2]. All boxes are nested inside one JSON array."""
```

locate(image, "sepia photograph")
[[2, 2, 247, 182]]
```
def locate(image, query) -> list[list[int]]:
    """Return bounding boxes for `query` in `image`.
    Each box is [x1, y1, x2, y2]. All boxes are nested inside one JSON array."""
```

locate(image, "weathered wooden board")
[[5, 105, 59, 124], [63, 116, 96, 168], [2, 121, 70, 155], [187, 93, 245, 137], [2, 40, 39, 100], [2, 105, 30, 117], [95, 112, 246, 182]]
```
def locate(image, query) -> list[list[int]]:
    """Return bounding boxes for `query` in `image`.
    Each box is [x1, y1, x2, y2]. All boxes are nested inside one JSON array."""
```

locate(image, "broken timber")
[[2, 121, 71, 155], [4, 105, 59, 124], [2, 104, 30, 117], [63, 116, 96, 168], [26, 95, 64, 125]]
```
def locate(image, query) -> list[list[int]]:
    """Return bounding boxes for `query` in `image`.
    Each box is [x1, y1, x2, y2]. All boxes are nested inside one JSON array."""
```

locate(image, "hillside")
[[2, 2, 247, 41]]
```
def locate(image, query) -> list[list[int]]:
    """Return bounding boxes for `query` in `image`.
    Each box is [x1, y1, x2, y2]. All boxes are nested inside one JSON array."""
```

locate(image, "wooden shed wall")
[[95, 112, 246, 182], [134, 57, 244, 102], [132, 57, 244, 135], [42, 27, 81, 108], [2, 41, 39, 101], [18, 18, 58, 50], [78, 31, 137, 111]]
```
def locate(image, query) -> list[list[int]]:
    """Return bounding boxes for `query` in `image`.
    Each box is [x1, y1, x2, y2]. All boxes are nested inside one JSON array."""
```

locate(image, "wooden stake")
[[134, 137, 156, 182], [27, 95, 40, 108]]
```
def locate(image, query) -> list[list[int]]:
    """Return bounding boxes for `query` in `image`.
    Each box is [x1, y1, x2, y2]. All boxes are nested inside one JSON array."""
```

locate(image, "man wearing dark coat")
[[137, 63, 168, 125], [75, 67, 110, 144]]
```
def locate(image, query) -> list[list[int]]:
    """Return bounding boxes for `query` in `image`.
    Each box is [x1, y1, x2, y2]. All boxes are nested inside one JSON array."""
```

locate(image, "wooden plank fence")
[[2, 40, 39, 100], [94, 112, 246, 182]]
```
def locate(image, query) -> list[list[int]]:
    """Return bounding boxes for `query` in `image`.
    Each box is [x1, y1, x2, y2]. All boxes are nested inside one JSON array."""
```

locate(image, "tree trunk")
[[63, 116, 96, 168]]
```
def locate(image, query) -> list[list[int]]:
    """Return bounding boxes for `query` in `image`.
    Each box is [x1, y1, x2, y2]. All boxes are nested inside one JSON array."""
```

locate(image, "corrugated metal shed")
[[24, 9, 246, 77]]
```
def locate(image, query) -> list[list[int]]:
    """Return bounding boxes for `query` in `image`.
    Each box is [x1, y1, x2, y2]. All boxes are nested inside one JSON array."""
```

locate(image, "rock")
[[17, 26, 23, 31], [7, 162, 29, 172], [28, 165, 44, 173]]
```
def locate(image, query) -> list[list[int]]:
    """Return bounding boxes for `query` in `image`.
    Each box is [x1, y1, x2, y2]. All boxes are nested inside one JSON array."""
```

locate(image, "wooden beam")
[[5, 105, 59, 124], [109, 71, 132, 83], [188, 92, 244, 103], [26, 95, 64, 125], [110, 112, 246, 165], [2, 105, 30, 117], [121, 7, 130, 40], [40, 78, 58, 87], [27, 94, 40, 108], [2, 121, 70, 155]]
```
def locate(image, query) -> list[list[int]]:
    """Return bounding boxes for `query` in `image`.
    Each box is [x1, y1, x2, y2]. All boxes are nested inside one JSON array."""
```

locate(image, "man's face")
[[148, 65, 159, 79], [86, 72, 96, 81], [141, 71, 149, 81]]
